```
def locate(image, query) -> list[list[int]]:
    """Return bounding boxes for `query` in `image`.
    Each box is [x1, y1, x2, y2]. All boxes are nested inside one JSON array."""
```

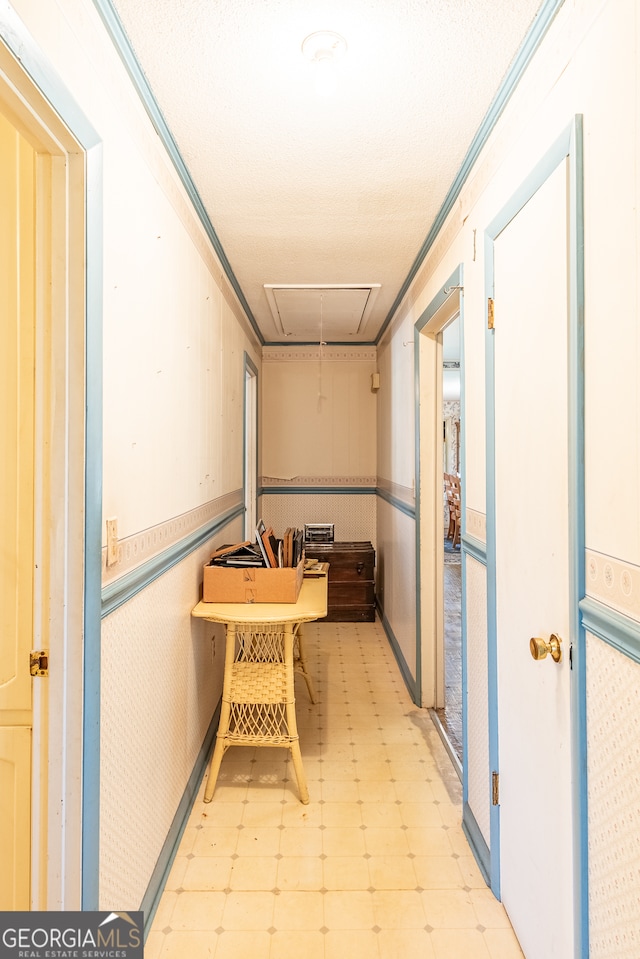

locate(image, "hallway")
[[3, 1, 640, 948], [146, 619, 523, 959]]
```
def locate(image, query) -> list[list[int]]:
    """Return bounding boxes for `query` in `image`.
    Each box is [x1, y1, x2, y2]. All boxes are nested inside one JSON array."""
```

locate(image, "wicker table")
[[192, 571, 328, 804]]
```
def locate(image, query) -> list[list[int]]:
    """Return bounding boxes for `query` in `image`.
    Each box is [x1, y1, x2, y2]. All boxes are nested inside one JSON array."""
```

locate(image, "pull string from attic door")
[[317, 292, 327, 412]]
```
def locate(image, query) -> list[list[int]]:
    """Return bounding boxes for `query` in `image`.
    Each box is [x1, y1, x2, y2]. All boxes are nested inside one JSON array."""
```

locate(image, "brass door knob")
[[529, 633, 562, 663]]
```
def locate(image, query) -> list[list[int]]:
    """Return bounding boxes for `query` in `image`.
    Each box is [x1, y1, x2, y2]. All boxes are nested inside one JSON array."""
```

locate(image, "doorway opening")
[[415, 267, 463, 777], [436, 318, 462, 766]]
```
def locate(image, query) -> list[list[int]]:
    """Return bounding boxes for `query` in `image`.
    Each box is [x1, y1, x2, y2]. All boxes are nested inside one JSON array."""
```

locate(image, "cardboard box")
[[203, 558, 304, 604]]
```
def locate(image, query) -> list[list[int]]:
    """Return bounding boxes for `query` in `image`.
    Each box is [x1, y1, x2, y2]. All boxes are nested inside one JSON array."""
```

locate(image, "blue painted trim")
[[376, 0, 566, 344], [263, 340, 378, 348], [90, 0, 262, 345], [82, 141, 104, 910], [460, 534, 487, 567], [260, 486, 377, 497], [484, 214, 500, 901], [580, 596, 640, 666], [101, 504, 244, 617], [484, 117, 587, 954], [486, 129, 576, 238], [375, 486, 416, 520], [377, 603, 418, 704], [244, 354, 259, 377], [568, 115, 588, 959], [462, 802, 491, 887], [414, 265, 462, 333], [141, 701, 220, 937]]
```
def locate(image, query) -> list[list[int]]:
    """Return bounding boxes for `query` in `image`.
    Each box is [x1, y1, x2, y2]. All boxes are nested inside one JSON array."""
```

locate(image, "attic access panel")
[[264, 284, 381, 339]]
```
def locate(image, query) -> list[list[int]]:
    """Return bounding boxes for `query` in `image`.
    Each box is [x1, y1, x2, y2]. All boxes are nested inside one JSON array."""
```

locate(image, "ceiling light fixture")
[[301, 31, 347, 96]]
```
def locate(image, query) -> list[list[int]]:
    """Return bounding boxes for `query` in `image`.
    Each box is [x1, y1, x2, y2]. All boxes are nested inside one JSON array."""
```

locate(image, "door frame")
[[484, 116, 587, 955], [243, 353, 258, 540], [0, 10, 103, 909], [415, 265, 464, 715]]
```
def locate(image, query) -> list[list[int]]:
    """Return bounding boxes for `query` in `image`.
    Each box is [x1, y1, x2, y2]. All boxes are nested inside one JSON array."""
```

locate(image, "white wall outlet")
[[106, 518, 119, 567]]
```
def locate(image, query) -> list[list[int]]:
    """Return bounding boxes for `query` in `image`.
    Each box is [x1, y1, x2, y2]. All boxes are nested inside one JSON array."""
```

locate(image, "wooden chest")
[[304, 541, 375, 622]]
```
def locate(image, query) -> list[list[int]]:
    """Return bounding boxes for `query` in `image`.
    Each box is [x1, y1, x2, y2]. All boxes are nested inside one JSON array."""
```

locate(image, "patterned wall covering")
[[586, 549, 640, 621], [262, 347, 377, 363], [259, 492, 377, 552], [99, 536, 232, 909], [586, 634, 640, 958], [465, 556, 490, 846], [375, 497, 417, 685], [262, 475, 376, 488]]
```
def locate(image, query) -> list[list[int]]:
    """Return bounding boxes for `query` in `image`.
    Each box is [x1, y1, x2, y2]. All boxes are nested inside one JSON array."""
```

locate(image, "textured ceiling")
[[110, 0, 544, 344]]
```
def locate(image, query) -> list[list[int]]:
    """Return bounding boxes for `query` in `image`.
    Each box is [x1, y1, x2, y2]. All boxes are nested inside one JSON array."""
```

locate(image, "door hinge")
[[492, 770, 500, 806], [569, 643, 573, 669], [30, 650, 49, 677], [487, 297, 495, 330]]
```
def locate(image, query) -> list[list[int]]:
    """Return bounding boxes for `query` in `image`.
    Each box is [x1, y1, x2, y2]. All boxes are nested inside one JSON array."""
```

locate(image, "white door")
[[0, 110, 36, 909], [492, 160, 575, 957]]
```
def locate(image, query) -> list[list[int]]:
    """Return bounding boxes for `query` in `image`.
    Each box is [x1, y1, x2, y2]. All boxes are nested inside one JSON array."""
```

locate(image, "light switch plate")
[[106, 518, 118, 567]]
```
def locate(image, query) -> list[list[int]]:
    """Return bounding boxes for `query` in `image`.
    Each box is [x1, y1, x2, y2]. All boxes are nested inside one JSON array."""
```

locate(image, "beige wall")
[[260, 346, 377, 541], [377, 329, 416, 495], [261, 346, 377, 482]]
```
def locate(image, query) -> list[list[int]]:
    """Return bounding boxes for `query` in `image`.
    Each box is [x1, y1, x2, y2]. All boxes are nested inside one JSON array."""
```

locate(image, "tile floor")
[[146, 618, 524, 959]]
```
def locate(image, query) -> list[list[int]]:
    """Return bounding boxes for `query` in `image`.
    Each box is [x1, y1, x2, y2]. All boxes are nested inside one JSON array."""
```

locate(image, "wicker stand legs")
[[293, 622, 316, 704], [204, 621, 310, 804]]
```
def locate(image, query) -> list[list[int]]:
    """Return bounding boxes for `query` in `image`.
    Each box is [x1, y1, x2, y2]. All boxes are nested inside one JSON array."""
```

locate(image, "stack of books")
[[256, 520, 304, 569], [208, 520, 305, 570], [208, 541, 264, 567]]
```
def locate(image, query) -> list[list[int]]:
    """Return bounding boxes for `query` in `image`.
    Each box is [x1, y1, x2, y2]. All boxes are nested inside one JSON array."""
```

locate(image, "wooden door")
[[491, 158, 575, 957], [0, 110, 36, 909]]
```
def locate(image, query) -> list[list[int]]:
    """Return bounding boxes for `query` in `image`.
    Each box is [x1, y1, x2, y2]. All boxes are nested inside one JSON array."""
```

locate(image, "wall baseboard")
[[140, 700, 220, 937], [377, 602, 418, 704], [462, 801, 491, 888]]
